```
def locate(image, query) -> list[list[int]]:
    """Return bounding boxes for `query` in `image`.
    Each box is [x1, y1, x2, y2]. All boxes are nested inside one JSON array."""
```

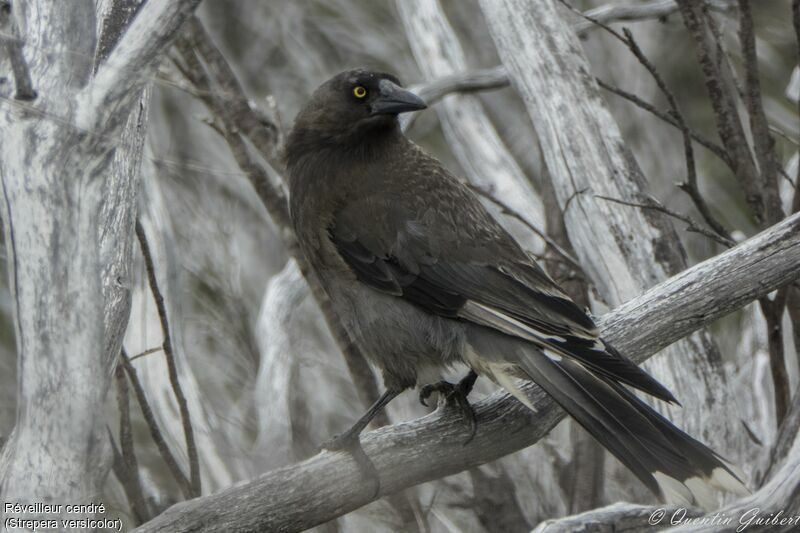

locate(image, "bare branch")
[[759, 291, 791, 425], [531, 502, 702, 532], [676, 0, 764, 224], [572, 0, 734, 35], [737, 0, 782, 225], [114, 362, 150, 524], [120, 349, 193, 499], [622, 26, 733, 241], [467, 183, 584, 271], [77, 0, 201, 134], [135, 221, 201, 497], [133, 213, 800, 533], [595, 194, 735, 247]]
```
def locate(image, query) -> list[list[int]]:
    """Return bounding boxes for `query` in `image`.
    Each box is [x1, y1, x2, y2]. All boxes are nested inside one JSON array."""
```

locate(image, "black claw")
[[419, 381, 455, 407], [419, 372, 479, 445]]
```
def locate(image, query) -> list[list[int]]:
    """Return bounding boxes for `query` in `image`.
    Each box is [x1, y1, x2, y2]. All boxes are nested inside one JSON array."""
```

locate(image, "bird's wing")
[[329, 181, 675, 403]]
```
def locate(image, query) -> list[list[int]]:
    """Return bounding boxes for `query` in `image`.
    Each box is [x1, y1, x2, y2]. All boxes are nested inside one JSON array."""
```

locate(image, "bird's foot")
[[319, 429, 381, 497], [419, 379, 478, 445]]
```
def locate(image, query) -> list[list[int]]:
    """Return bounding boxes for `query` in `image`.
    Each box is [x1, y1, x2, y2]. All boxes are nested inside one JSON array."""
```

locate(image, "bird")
[[284, 68, 749, 507]]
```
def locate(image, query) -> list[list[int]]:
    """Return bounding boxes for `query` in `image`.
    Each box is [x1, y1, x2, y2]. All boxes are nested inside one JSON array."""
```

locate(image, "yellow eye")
[[353, 86, 367, 98]]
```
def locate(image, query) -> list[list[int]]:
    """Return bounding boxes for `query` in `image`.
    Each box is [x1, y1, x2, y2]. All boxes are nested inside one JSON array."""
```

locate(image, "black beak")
[[370, 79, 427, 116]]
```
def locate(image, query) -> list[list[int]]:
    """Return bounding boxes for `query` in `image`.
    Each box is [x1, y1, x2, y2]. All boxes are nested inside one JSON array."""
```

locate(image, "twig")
[[705, 6, 745, 100], [759, 290, 791, 425], [467, 183, 583, 271], [595, 78, 730, 164], [129, 346, 163, 361], [621, 25, 733, 241], [596, 194, 735, 247], [760, 381, 800, 485], [573, 0, 734, 35], [120, 348, 193, 499], [0, 1, 37, 100], [114, 361, 150, 523], [737, 0, 782, 225], [564, 0, 734, 242], [676, 0, 764, 225], [135, 220, 201, 497]]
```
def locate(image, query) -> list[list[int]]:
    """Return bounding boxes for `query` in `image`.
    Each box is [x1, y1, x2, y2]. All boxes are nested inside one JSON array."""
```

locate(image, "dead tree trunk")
[[0, 0, 199, 522]]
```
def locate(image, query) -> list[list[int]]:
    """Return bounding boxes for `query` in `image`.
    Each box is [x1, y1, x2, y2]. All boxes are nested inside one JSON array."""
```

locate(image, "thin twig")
[[760, 381, 800, 485], [564, 0, 734, 243], [676, 0, 764, 225], [705, 6, 745, 100], [759, 290, 791, 425], [737, 0, 782, 225], [467, 183, 583, 271], [114, 361, 150, 523], [135, 221, 201, 497], [596, 194, 735, 247], [120, 348, 193, 499], [129, 346, 163, 361], [595, 78, 731, 164], [623, 26, 733, 242], [0, 1, 37, 100]]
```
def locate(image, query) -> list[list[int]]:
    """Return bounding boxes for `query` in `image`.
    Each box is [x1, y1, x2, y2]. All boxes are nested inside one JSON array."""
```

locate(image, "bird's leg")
[[322, 388, 399, 450], [319, 388, 400, 497], [419, 370, 479, 444]]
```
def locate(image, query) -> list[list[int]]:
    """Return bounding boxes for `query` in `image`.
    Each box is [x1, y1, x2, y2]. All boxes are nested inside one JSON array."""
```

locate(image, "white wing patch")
[[461, 301, 579, 343]]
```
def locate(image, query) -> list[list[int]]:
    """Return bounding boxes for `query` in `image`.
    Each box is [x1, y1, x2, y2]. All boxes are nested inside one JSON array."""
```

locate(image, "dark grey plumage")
[[285, 69, 748, 507]]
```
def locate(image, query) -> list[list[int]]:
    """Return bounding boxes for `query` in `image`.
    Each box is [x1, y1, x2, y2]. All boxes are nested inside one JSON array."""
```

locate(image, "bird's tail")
[[513, 346, 749, 509]]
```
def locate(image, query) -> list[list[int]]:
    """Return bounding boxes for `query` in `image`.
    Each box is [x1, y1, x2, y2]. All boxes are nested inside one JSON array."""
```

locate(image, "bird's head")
[[285, 69, 426, 162]]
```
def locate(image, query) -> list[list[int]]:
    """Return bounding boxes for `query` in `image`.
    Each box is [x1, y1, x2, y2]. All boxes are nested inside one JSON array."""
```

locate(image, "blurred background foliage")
[[1, 1, 798, 531]]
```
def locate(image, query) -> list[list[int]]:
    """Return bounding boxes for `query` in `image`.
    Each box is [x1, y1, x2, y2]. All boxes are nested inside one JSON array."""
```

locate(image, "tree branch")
[[120, 348, 193, 499], [136, 221, 201, 497], [595, 194, 735, 247], [676, 0, 764, 225], [77, 0, 201, 135], [531, 502, 702, 532], [133, 213, 800, 533], [113, 361, 150, 524], [737, 0, 782, 226], [572, 0, 733, 35]]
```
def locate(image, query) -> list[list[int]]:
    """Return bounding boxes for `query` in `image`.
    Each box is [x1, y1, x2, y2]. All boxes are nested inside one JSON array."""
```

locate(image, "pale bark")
[[133, 212, 800, 533], [0, 0, 199, 521], [478, 0, 747, 478], [397, 0, 545, 254]]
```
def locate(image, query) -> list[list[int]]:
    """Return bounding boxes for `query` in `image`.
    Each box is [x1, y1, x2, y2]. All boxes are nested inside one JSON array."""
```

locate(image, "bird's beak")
[[370, 79, 427, 115]]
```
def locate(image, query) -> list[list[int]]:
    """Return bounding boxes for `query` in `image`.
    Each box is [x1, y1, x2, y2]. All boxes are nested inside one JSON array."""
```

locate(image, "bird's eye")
[[353, 86, 367, 99]]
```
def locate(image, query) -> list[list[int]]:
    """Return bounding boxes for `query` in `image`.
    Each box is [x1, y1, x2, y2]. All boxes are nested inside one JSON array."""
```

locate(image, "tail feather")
[[608, 381, 750, 498], [509, 346, 748, 508]]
